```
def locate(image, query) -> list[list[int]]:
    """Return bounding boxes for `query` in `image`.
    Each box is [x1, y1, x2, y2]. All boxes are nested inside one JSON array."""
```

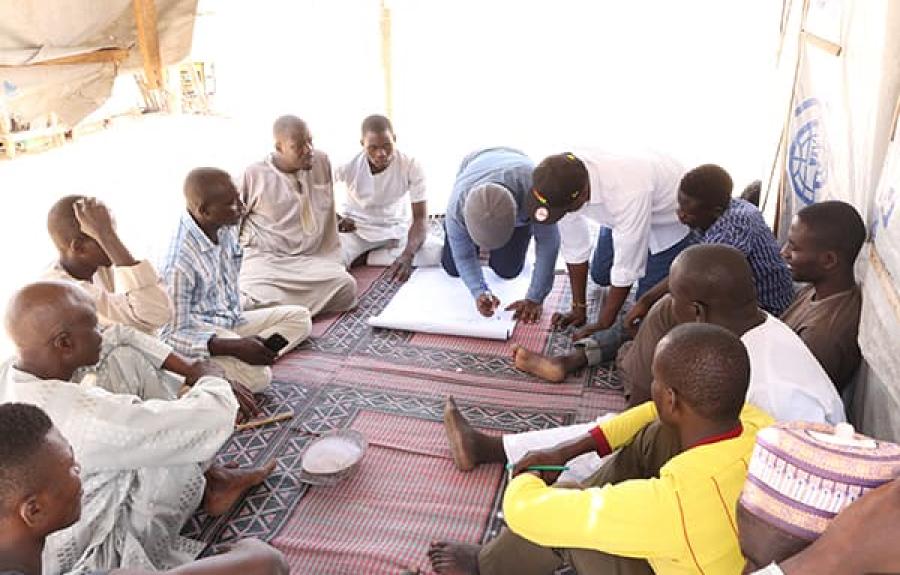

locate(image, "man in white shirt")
[[443, 245, 845, 477], [334, 114, 440, 281], [527, 151, 694, 360], [44, 196, 172, 333]]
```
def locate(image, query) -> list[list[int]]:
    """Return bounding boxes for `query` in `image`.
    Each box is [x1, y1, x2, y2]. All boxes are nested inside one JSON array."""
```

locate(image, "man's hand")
[[505, 299, 542, 324], [229, 380, 261, 421], [572, 320, 613, 341], [512, 447, 571, 484], [337, 216, 356, 233], [388, 254, 414, 282], [623, 299, 651, 338], [183, 359, 226, 387], [550, 307, 587, 330], [73, 197, 117, 241], [476, 292, 501, 317], [209, 336, 277, 366]]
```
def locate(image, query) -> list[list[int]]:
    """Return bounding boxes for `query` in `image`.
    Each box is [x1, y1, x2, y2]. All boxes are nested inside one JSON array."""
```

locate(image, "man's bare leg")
[[203, 460, 277, 516], [444, 397, 507, 471], [428, 542, 481, 575], [512, 345, 588, 383]]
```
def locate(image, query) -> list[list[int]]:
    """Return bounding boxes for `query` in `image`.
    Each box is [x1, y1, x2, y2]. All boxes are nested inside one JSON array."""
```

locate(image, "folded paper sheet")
[[368, 265, 533, 340]]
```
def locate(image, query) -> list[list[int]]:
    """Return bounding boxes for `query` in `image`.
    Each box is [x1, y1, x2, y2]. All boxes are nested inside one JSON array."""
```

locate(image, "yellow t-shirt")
[[502, 402, 774, 575]]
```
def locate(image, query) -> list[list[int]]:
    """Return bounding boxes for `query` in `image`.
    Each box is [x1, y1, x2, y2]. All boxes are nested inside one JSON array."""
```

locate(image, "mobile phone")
[[263, 333, 289, 353]]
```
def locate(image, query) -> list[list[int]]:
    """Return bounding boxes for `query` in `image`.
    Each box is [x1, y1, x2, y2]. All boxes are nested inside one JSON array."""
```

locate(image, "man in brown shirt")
[[780, 201, 865, 392]]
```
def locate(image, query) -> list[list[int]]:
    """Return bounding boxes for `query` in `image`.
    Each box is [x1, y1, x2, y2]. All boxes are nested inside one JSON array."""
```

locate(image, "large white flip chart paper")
[[368, 265, 533, 340]]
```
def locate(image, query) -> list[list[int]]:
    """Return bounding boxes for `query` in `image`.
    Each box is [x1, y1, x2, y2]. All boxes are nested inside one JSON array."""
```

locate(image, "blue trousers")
[[589, 227, 695, 299], [578, 228, 696, 365], [441, 224, 533, 280]]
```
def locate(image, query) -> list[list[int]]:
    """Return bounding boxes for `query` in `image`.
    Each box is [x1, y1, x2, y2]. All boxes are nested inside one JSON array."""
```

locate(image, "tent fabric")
[[0, 0, 197, 126], [769, 0, 900, 441]]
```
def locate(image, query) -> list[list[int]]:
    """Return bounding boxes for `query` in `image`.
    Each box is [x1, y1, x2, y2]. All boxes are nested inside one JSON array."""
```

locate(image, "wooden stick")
[[235, 408, 294, 432]]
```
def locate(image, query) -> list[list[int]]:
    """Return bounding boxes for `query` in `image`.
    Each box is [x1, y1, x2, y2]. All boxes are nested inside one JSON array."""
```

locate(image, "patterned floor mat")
[[183, 264, 627, 573]]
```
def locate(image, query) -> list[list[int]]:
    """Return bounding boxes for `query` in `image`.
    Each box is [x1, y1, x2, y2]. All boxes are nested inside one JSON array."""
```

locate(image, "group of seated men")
[[0, 110, 881, 575]]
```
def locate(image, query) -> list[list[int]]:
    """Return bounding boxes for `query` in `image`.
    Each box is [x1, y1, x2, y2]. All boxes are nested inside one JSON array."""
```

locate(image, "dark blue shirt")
[[699, 198, 794, 315]]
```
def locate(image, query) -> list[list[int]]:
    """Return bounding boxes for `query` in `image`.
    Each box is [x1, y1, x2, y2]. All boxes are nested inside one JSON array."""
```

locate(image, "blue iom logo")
[[788, 98, 829, 206]]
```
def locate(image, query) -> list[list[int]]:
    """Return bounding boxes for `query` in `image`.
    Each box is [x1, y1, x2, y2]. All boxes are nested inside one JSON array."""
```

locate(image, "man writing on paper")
[[442, 147, 560, 323]]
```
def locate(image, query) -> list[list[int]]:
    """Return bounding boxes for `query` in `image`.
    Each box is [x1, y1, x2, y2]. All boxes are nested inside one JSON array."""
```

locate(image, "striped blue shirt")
[[699, 198, 794, 315], [159, 211, 245, 357]]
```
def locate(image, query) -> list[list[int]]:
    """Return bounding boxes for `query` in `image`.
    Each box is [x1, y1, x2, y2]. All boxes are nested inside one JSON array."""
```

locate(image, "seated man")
[[161, 167, 312, 392], [238, 115, 357, 316], [528, 151, 694, 351], [747, 476, 900, 575], [430, 323, 774, 575], [780, 200, 864, 392], [450, 245, 844, 475], [44, 195, 172, 333], [0, 402, 288, 575], [626, 164, 794, 334], [443, 147, 560, 323], [0, 282, 275, 574], [334, 114, 440, 280]]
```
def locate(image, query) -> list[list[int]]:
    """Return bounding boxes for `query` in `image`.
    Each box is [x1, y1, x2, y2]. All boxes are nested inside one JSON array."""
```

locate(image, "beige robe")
[[43, 260, 173, 333], [238, 152, 357, 316]]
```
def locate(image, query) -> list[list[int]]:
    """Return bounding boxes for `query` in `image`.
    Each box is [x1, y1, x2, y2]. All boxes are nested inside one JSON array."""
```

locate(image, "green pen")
[[505, 464, 570, 472], [505, 463, 570, 480]]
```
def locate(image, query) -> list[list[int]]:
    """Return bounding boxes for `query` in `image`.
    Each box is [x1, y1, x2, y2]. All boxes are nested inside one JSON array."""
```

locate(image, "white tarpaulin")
[[777, 0, 849, 238], [0, 0, 198, 126], [368, 265, 533, 340], [769, 0, 900, 440]]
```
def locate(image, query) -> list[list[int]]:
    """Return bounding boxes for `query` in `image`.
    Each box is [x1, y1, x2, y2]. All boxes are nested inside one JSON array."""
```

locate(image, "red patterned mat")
[[203, 265, 627, 574], [274, 411, 505, 574]]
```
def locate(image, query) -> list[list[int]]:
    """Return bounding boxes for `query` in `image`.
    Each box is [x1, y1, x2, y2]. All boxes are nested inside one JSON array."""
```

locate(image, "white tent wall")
[[768, 0, 900, 441]]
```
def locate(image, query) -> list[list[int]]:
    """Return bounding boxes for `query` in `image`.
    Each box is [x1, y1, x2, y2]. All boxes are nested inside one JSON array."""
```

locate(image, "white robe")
[[0, 326, 238, 574], [238, 153, 357, 316]]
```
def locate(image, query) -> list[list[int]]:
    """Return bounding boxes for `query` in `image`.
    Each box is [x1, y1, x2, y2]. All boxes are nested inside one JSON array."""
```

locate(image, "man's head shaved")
[[273, 115, 309, 142], [653, 322, 750, 422], [183, 167, 233, 212], [0, 403, 54, 513], [4, 281, 94, 351], [47, 195, 88, 252], [669, 244, 758, 309]]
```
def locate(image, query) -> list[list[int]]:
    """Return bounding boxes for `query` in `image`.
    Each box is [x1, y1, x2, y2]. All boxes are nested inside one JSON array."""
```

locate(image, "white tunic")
[[334, 150, 427, 243], [0, 327, 238, 574], [742, 314, 847, 425], [557, 150, 690, 286]]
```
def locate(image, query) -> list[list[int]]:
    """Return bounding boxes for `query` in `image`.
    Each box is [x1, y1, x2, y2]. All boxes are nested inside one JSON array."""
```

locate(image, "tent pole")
[[133, 0, 165, 111], [380, 0, 393, 119]]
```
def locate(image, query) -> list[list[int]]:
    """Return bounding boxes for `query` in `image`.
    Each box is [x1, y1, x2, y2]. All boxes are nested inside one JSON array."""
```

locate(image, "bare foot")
[[444, 396, 480, 472], [428, 541, 481, 575], [203, 459, 276, 516], [512, 345, 567, 383]]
